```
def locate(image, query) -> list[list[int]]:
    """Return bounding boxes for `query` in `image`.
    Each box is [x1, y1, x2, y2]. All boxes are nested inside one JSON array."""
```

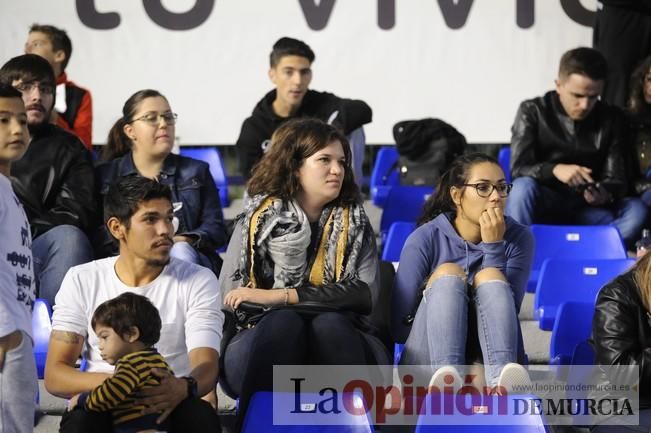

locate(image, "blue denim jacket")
[[95, 153, 227, 257]]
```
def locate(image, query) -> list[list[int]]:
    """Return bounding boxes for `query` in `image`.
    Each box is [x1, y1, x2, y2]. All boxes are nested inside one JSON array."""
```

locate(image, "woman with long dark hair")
[[393, 152, 534, 392], [95, 89, 227, 273], [219, 117, 389, 425]]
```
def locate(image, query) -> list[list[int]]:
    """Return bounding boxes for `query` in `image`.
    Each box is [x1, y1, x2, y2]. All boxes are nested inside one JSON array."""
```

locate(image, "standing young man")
[[0, 54, 95, 306], [0, 84, 37, 433], [45, 176, 223, 433], [25, 23, 93, 149], [506, 47, 647, 247], [236, 36, 372, 185]]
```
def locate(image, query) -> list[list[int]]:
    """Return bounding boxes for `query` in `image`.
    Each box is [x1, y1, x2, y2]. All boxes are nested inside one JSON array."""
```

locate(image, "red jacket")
[[55, 73, 93, 149]]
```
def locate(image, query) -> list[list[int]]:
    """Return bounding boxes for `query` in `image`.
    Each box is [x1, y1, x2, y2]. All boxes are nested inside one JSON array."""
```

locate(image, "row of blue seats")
[[178, 147, 230, 207], [383, 221, 629, 327]]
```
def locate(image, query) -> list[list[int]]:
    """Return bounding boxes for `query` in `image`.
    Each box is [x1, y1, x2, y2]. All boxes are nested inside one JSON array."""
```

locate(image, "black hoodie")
[[235, 89, 372, 180]]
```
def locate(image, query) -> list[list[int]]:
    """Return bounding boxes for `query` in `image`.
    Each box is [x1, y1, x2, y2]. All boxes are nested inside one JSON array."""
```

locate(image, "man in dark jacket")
[[0, 54, 94, 306], [235, 37, 372, 184], [505, 47, 647, 247]]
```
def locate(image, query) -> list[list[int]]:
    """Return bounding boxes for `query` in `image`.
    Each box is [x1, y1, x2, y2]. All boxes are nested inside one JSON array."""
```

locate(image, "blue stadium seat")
[[379, 185, 432, 243], [527, 225, 627, 293], [497, 147, 511, 183], [33, 298, 52, 379], [549, 301, 595, 365], [533, 258, 633, 330], [370, 147, 399, 207], [415, 393, 548, 432], [241, 391, 375, 432], [179, 147, 230, 207], [382, 221, 416, 262]]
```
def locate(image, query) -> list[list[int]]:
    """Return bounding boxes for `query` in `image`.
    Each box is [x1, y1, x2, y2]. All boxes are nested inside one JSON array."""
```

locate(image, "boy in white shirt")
[[0, 84, 36, 433]]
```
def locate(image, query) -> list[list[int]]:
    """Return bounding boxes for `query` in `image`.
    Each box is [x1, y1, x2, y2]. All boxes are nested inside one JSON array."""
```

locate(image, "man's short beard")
[[146, 257, 170, 268]]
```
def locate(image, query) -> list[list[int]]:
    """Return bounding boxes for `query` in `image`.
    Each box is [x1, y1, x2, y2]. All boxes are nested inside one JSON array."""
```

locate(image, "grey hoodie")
[[392, 212, 534, 343]]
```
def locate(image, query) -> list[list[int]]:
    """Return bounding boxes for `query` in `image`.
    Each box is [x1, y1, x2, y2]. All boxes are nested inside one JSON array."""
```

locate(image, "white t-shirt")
[[0, 174, 35, 339], [52, 257, 223, 376]]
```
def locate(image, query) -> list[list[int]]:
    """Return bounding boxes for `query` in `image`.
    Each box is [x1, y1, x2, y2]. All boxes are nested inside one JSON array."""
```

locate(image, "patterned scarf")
[[235, 194, 367, 288]]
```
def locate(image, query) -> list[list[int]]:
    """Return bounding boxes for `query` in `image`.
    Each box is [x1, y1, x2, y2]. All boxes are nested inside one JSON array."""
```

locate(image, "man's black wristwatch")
[[182, 376, 198, 400]]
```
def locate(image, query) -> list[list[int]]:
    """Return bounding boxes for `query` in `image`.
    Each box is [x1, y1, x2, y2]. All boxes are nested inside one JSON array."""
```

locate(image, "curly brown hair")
[[247, 118, 361, 205]]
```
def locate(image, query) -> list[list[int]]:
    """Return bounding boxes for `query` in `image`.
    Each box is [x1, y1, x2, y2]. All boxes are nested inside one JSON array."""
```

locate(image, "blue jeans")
[[32, 225, 93, 306], [506, 177, 648, 246], [170, 241, 213, 269], [401, 275, 519, 386]]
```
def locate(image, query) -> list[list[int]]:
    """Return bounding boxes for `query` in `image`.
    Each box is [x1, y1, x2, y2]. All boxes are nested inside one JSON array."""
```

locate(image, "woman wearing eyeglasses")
[[94, 89, 227, 274], [392, 152, 534, 393]]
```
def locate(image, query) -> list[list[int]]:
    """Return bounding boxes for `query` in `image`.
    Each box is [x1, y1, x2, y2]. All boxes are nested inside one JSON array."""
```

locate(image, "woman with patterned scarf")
[[219, 118, 390, 424]]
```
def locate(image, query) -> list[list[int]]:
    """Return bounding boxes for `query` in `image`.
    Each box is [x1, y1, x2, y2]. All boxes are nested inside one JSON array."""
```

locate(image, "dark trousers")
[[593, 5, 651, 108], [59, 397, 221, 433], [222, 309, 389, 429]]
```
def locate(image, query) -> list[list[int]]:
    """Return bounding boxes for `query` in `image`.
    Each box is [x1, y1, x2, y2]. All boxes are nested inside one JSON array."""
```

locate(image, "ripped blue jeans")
[[400, 274, 519, 386]]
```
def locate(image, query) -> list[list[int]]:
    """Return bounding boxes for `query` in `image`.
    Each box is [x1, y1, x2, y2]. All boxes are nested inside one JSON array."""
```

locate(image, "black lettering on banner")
[[76, 0, 121, 30], [437, 0, 474, 29], [73, 0, 590, 32], [143, 0, 215, 31], [378, 0, 395, 30], [516, 0, 534, 28], [299, 0, 337, 31], [560, 0, 595, 27]]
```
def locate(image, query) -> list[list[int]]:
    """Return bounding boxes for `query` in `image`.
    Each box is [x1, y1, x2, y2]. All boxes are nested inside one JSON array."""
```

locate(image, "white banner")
[[0, 0, 596, 145]]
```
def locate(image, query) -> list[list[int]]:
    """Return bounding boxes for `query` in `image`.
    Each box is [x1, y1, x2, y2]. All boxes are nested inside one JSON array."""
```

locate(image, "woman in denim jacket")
[[95, 89, 227, 274]]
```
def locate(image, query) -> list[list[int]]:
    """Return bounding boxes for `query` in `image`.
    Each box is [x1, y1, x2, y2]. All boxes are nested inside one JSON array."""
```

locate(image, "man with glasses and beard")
[[45, 176, 223, 433], [505, 47, 647, 247], [0, 54, 94, 307]]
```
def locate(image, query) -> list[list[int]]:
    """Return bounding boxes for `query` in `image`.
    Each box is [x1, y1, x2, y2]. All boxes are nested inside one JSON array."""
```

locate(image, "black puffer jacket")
[[593, 271, 651, 407], [510, 91, 628, 197], [10, 123, 96, 239]]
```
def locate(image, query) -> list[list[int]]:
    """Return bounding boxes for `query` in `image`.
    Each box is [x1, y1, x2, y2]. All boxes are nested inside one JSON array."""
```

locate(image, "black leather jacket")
[[593, 271, 651, 405], [511, 91, 628, 197], [10, 124, 96, 239]]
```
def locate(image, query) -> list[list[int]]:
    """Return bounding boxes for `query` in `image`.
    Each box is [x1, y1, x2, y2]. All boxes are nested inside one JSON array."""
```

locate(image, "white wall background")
[[0, 0, 596, 145]]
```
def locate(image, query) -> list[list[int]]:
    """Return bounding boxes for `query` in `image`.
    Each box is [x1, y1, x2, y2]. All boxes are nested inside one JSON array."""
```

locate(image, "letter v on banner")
[[437, 0, 474, 29], [299, 0, 336, 30]]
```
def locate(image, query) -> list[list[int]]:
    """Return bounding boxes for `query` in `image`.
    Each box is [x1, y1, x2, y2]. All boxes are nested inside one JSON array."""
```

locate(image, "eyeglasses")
[[131, 112, 178, 126], [14, 81, 54, 95], [462, 182, 512, 198]]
